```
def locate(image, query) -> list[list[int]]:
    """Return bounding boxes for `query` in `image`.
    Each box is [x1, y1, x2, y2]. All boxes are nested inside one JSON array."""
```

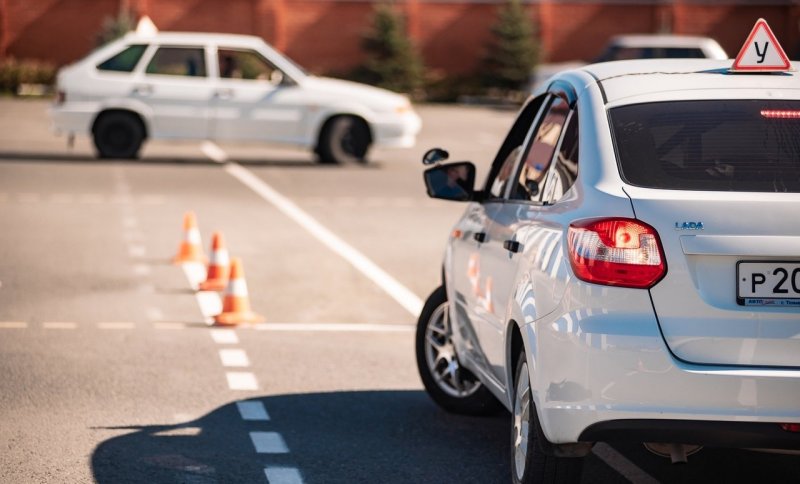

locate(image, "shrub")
[[0, 58, 57, 93], [96, 9, 136, 46]]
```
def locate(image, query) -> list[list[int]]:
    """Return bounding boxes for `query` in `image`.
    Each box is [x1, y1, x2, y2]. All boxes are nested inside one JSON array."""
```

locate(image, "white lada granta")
[[415, 23, 800, 484]]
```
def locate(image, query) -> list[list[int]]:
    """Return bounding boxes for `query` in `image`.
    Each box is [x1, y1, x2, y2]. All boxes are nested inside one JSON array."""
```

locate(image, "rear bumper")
[[523, 281, 800, 449], [49, 103, 95, 135]]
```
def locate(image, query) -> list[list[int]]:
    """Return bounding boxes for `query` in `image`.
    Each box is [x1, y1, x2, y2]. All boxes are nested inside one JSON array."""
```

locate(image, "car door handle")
[[503, 240, 521, 253], [214, 88, 234, 99], [473, 232, 487, 243], [132, 84, 153, 96]]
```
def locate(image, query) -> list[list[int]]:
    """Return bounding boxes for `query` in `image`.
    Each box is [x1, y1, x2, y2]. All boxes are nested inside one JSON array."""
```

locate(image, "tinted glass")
[[218, 49, 277, 81], [543, 111, 579, 203], [146, 47, 206, 77], [611, 100, 800, 192], [97, 44, 147, 72]]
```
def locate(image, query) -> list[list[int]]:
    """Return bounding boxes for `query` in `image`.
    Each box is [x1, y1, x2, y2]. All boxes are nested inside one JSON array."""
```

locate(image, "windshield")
[[610, 100, 800, 192]]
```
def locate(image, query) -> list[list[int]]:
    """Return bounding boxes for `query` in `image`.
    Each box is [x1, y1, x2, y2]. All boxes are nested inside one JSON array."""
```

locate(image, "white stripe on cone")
[[211, 249, 230, 266], [187, 228, 202, 244], [226, 279, 249, 297]]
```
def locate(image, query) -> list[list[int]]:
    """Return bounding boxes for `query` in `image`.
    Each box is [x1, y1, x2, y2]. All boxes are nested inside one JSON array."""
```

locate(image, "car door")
[[211, 46, 302, 143], [448, 96, 547, 388], [479, 90, 577, 384], [134, 45, 214, 139]]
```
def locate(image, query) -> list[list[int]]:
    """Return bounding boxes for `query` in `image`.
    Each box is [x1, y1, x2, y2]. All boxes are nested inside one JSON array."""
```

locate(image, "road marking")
[[97, 322, 136, 330], [249, 432, 289, 453], [264, 467, 304, 484], [133, 263, 151, 276], [129, 245, 146, 258], [592, 443, 659, 484], [236, 401, 270, 421], [223, 162, 423, 316], [146, 307, 164, 321], [183, 263, 223, 323], [43, 322, 77, 329], [210, 329, 239, 344], [0, 322, 27, 328], [253, 322, 414, 333], [226, 371, 258, 390], [201, 141, 229, 163], [182, 262, 207, 290], [153, 322, 186, 330], [219, 348, 250, 367]]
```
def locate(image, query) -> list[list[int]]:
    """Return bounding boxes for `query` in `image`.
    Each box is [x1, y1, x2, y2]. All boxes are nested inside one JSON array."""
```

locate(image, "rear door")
[[611, 98, 800, 367]]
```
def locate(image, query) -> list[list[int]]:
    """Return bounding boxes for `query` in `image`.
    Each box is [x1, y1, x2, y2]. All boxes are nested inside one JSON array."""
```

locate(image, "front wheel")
[[316, 116, 371, 164], [512, 352, 583, 484], [415, 286, 500, 415]]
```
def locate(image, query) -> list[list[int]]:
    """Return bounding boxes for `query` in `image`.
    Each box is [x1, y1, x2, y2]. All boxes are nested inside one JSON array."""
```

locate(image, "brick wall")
[[1, 0, 798, 76]]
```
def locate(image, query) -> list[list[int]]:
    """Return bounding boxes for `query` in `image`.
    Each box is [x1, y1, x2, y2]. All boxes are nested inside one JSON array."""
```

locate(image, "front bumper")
[[370, 110, 422, 149]]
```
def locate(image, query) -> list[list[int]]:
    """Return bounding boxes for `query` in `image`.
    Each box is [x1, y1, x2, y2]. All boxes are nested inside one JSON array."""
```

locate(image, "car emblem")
[[675, 221, 704, 230]]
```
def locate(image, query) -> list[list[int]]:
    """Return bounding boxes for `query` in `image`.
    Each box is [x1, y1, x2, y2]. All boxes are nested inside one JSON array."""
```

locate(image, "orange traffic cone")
[[199, 232, 230, 291], [483, 276, 494, 313], [468, 253, 481, 296], [214, 257, 264, 326], [173, 211, 206, 265]]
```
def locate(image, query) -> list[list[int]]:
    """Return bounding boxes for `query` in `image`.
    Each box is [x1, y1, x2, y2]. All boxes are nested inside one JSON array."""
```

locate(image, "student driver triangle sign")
[[732, 18, 791, 72]]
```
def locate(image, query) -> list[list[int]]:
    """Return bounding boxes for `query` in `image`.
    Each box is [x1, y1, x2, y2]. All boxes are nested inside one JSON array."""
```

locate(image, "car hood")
[[300, 76, 409, 110]]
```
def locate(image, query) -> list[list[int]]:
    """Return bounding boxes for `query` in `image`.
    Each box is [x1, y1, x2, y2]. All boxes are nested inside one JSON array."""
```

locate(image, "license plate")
[[737, 261, 800, 306]]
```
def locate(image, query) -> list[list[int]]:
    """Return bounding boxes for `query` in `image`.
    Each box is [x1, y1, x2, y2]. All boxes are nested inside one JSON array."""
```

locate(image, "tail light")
[[780, 423, 800, 433], [567, 218, 666, 289]]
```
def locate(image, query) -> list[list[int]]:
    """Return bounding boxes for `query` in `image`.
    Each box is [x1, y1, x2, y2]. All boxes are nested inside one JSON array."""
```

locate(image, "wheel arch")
[[314, 112, 373, 150], [91, 108, 150, 140]]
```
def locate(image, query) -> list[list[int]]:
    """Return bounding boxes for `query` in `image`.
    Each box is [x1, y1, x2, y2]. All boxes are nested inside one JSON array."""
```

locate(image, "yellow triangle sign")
[[731, 18, 791, 72]]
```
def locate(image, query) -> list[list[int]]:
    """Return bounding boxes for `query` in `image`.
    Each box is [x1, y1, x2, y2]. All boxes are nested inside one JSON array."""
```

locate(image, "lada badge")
[[675, 221, 704, 231]]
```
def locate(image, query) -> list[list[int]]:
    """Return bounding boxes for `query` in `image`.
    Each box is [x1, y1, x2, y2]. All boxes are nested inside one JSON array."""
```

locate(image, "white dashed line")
[[226, 371, 258, 390], [182, 262, 207, 290], [43, 322, 77, 329], [592, 443, 659, 484], [219, 349, 250, 367], [210, 329, 239, 344], [249, 432, 289, 453], [253, 323, 414, 333], [264, 467, 304, 484], [236, 401, 270, 421], [153, 322, 186, 330], [0, 322, 27, 328], [128, 245, 146, 258], [97, 322, 136, 330], [182, 263, 223, 323], [224, 162, 423, 316], [201, 140, 229, 163]]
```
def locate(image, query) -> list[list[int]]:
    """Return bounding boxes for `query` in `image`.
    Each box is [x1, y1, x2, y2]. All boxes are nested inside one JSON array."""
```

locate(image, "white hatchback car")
[[417, 58, 800, 482], [50, 31, 421, 164]]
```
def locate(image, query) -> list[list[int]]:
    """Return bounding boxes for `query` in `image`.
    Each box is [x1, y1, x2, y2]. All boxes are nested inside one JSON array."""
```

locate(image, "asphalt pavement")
[[0, 98, 798, 483]]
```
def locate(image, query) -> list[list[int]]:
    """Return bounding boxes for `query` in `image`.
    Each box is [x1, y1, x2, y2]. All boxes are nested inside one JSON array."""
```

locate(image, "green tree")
[[360, 3, 424, 95], [96, 10, 136, 46], [483, 0, 538, 91]]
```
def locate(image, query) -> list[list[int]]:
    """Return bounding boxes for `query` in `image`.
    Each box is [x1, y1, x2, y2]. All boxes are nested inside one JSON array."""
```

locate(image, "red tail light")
[[567, 218, 666, 289], [780, 423, 800, 433]]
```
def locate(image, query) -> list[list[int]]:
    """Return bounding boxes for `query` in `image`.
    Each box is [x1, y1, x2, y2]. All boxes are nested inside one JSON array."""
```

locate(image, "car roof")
[[576, 59, 800, 104], [608, 34, 722, 49], [122, 31, 266, 47]]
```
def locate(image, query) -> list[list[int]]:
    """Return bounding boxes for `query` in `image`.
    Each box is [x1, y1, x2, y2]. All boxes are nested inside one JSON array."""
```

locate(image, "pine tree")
[[483, 0, 538, 91], [96, 10, 136, 46], [360, 3, 424, 95]]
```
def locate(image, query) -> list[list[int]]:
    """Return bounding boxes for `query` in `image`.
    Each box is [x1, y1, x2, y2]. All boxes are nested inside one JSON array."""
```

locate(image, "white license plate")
[[737, 261, 800, 306]]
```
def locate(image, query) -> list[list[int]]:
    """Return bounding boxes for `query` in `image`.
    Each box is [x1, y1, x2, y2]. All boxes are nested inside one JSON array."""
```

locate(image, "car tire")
[[415, 285, 501, 415], [316, 116, 371, 164], [512, 352, 583, 484], [93, 112, 145, 159]]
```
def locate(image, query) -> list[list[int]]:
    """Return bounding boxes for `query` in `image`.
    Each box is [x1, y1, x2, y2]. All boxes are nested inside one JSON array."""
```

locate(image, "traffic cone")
[[173, 211, 206, 265], [214, 257, 264, 326], [468, 253, 481, 296], [199, 232, 230, 291], [483, 276, 494, 313]]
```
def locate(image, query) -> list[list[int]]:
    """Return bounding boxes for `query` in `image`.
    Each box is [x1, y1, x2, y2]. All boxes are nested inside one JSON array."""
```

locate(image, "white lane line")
[[264, 467, 304, 484], [249, 431, 289, 453], [182, 263, 223, 324], [201, 141, 229, 163], [219, 348, 250, 367], [0, 322, 27, 328], [153, 322, 186, 330], [592, 443, 659, 484], [97, 322, 136, 330], [226, 371, 258, 390], [43, 322, 77, 329], [253, 323, 414, 333], [182, 262, 207, 290], [224, 162, 423, 316], [210, 329, 239, 344], [128, 245, 146, 258], [236, 401, 270, 421]]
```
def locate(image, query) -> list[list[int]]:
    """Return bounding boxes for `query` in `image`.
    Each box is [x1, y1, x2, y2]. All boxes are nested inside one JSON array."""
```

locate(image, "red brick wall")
[[1, 1, 798, 75]]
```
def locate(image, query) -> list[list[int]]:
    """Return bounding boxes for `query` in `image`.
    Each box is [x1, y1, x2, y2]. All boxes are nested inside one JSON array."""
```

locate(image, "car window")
[[97, 44, 147, 72], [510, 96, 570, 202], [146, 47, 207, 77], [484, 95, 548, 200], [541, 110, 579, 204], [218, 48, 279, 82], [611, 100, 800, 192]]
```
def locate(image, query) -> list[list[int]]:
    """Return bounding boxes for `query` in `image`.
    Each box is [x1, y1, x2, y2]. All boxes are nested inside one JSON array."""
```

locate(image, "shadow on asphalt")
[[91, 390, 511, 484]]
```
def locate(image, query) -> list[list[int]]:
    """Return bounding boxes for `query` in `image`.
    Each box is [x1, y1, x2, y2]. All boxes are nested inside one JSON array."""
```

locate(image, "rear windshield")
[[611, 100, 800, 192]]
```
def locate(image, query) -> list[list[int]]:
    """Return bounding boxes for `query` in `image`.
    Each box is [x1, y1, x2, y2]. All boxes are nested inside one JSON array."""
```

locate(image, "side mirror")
[[422, 147, 449, 166], [423, 162, 476, 202]]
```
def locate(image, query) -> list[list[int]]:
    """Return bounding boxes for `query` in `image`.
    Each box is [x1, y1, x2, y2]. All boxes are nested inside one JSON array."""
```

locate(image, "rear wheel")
[[93, 112, 145, 159], [512, 352, 583, 484], [415, 286, 500, 415], [316, 116, 371, 164]]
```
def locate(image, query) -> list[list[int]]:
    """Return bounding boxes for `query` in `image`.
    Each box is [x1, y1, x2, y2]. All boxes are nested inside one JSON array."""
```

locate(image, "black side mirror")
[[422, 148, 449, 166], [423, 162, 476, 202]]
